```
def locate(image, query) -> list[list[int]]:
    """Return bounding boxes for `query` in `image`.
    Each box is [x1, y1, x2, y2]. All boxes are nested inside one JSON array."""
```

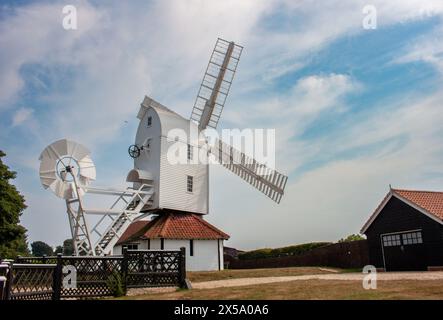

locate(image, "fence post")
[[179, 247, 186, 288], [52, 253, 63, 301], [0, 276, 5, 300], [121, 248, 128, 294], [0, 263, 9, 300], [5, 262, 13, 300]]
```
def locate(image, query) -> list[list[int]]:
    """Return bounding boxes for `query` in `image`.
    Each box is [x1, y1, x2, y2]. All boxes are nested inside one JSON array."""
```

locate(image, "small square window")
[[187, 175, 193, 193], [383, 234, 405, 247], [402, 231, 423, 245], [147, 116, 152, 127], [123, 243, 139, 251]]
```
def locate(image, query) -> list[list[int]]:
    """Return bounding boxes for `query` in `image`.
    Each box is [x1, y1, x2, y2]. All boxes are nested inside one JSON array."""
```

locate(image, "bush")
[[106, 271, 125, 297], [238, 242, 332, 260], [338, 234, 365, 243]]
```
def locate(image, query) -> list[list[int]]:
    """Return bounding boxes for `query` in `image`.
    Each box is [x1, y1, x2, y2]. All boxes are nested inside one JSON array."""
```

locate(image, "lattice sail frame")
[[191, 38, 243, 130], [190, 38, 288, 203], [210, 138, 288, 203]]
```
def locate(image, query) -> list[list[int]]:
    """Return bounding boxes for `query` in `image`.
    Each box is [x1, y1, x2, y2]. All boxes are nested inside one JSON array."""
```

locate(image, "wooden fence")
[[227, 240, 369, 269], [0, 248, 186, 300]]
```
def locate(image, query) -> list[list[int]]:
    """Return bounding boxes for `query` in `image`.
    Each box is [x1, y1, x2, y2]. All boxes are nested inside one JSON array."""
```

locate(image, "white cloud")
[[223, 73, 359, 174], [394, 23, 443, 74], [0, 1, 102, 106], [290, 74, 357, 115], [2, 0, 443, 248], [214, 90, 443, 250], [12, 107, 34, 127]]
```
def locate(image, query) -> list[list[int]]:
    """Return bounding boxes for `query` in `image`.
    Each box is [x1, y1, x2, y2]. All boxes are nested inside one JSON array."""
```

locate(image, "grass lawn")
[[123, 280, 443, 300], [186, 267, 342, 282]]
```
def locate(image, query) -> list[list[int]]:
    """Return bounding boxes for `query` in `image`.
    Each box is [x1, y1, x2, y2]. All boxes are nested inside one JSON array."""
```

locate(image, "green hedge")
[[238, 242, 332, 260]]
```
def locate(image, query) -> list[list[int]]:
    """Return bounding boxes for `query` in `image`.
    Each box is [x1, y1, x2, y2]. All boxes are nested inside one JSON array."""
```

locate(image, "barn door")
[[382, 231, 427, 271]]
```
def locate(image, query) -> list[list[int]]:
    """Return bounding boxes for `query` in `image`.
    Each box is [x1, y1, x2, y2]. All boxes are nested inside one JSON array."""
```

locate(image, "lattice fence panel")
[[60, 257, 123, 298], [9, 264, 55, 300], [125, 250, 182, 288], [9, 249, 185, 299]]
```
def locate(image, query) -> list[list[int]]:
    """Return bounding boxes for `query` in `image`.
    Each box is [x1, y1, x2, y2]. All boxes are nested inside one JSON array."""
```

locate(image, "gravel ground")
[[192, 271, 443, 289], [127, 287, 177, 296]]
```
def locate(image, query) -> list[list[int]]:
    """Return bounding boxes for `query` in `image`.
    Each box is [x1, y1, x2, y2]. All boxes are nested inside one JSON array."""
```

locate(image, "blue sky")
[[1, 0, 443, 250]]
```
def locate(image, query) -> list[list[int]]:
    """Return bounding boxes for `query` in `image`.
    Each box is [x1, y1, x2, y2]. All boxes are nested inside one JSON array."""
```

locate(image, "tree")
[[338, 234, 365, 243], [0, 150, 29, 259], [31, 241, 54, 256], [62, 239, 74, 256], [54, 245, 63, 255]]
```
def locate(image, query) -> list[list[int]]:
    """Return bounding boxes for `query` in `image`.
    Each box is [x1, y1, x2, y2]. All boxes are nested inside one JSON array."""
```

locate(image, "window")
[[382, 234, 401, 247], [187, 144, 193, 161], [160, 238, 164, 250], [187, 175, 193, 193], [123, 243, 139, 251], [147, 239, 150, 250], [147, 116, 152, 127], [190, 240, 194, 256], [382, 231, 423, 247], [402, 231, 423, 245]]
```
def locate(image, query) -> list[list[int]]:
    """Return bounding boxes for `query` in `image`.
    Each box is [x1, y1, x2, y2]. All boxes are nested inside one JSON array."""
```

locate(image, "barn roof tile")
[[116, 220, 150, 245], [392, 189, 443, 219], [361, 188, 443, 233], [117, 211, 229, 244]]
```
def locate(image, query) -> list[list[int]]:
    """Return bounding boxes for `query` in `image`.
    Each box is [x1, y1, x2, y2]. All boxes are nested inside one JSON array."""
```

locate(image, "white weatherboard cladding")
[[159, 137, 208, 214], [113, 239, 223, 271], [133, 106, 161, 208], [165, 239, 222, 271], [134, 96, 209, 214], [113, 245, 122, 255]]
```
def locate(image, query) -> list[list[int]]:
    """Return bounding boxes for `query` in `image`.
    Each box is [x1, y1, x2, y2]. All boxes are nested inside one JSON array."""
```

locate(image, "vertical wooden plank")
[[179, 247, 186, 288], [52, 254, 63, 300]]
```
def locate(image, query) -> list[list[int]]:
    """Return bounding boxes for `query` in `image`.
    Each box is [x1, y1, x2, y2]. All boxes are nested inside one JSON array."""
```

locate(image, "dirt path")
[[192, 271, 443, 289]]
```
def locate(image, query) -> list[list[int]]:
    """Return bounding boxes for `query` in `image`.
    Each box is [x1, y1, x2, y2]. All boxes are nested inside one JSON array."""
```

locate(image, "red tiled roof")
[[116, 220, 150, 245], [392, 189, 443, 220], [361, 188, 443, 233], [120, 211, 229, 243]]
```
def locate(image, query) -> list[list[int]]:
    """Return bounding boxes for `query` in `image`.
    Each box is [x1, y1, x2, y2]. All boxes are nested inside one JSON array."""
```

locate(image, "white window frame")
[[402, 231, 423, 245], [123, 243, 139, 251], [187, 175, 193, 193], [187, 144, 193, 161]]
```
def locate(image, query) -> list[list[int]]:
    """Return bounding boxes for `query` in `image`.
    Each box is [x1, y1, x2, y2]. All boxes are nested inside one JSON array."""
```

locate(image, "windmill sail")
[[39, 139, 96, 199], [191, 38, 243, 130], [210, 139, 288, 203]]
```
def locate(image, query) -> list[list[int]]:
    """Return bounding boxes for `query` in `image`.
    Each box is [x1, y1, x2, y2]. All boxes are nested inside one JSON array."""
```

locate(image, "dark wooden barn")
[[361, 188, 443, 271]]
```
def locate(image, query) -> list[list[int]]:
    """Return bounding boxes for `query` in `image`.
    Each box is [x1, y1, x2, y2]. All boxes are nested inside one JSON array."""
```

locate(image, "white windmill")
[[39, 39, 287, 269]]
